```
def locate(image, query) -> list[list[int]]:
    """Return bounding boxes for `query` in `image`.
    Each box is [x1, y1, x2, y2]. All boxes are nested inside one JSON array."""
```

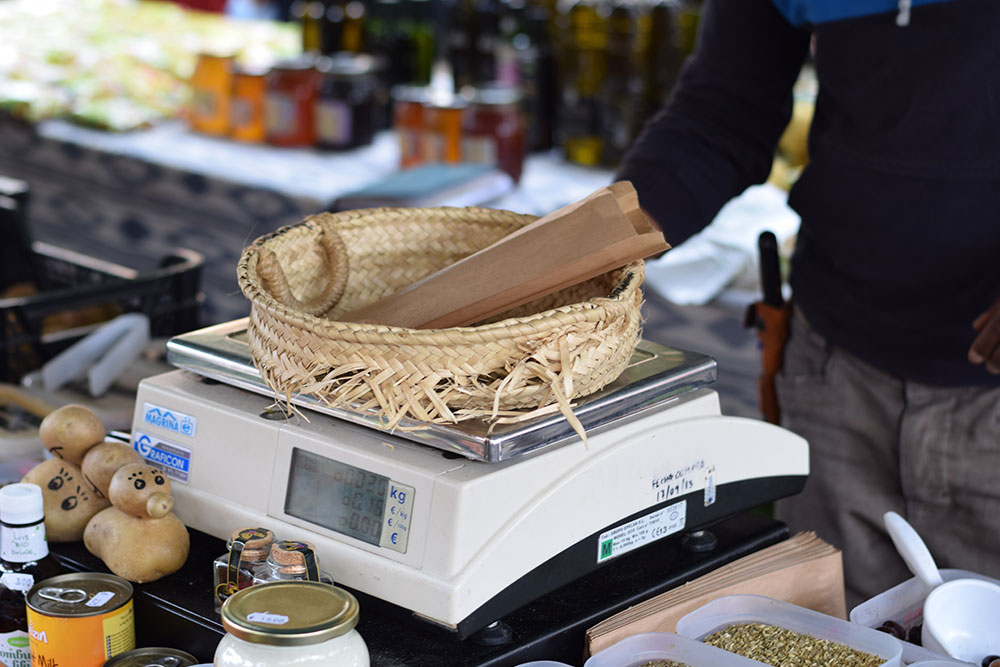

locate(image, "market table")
[[50, 513, 788, 666], [0, 114, 613, 325]]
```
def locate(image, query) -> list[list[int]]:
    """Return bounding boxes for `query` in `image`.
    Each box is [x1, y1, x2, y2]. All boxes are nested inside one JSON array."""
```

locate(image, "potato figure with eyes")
[[83, 463, 190, 583], [22, 458, 110, 541]]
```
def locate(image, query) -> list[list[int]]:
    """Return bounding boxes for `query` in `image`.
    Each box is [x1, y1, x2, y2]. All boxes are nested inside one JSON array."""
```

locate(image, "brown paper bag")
[[344, 181, 669, 329]]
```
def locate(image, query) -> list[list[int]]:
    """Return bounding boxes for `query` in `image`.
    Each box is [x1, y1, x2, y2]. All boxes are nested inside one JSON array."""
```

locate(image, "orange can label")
[[26, 598, 135, 667]]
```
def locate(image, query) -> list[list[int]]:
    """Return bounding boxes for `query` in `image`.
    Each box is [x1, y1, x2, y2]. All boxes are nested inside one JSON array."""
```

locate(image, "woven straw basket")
[[236, 207, 644, 432]]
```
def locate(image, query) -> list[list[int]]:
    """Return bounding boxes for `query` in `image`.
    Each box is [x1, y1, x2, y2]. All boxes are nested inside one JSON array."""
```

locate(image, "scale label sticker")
[[247, 612, 289, 625], [651, 458, 707, 504], [142, 402, 197, 437], [597, 500, 687, 563], [0, 573, 33, 593], [86, 591, 114, 608], [133, 431, 191, 483], [704, 465, 717, 506]]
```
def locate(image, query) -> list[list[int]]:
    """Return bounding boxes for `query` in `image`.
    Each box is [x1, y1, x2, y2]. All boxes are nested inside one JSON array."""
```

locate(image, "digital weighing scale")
[[129, 318, 808, 638]]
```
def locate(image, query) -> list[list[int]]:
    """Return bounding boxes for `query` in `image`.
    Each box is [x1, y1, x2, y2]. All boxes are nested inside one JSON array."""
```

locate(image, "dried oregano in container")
[[640, 661, 690, 667], [703, 623, 884, 667]]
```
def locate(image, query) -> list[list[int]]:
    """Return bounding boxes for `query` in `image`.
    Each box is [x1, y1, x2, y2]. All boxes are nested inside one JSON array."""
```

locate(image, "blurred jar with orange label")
[[422, 100, 465, 164], [189, 52, 235, 136], [230, 64, 269, 143], [392, 84, 428, 168]]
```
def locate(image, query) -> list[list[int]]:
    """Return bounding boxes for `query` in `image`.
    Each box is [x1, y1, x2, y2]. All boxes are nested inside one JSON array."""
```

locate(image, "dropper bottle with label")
[[0, 483, 61, 667]]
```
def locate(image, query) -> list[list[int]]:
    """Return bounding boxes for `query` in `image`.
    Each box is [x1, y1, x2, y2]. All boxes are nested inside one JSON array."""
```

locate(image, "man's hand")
[[969, 296, 1000, 373]]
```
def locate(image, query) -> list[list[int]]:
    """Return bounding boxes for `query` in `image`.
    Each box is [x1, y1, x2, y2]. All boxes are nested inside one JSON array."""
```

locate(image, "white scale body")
[[132, 366, 808, 631]]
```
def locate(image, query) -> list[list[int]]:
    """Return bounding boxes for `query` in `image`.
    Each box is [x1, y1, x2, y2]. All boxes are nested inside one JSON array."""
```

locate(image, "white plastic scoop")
[[883, 511, 1000, 662]]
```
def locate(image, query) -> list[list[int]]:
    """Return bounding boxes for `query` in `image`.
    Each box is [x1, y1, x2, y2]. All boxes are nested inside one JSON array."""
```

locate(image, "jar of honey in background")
[[189, 52, 235, 136], [422, 97, 466, 165], [315, 53, 380, 151], [461, 84, 526, 183], [392, 84, 429, 168], [230, 63, 269, 143], [265, 57, 322, 147]]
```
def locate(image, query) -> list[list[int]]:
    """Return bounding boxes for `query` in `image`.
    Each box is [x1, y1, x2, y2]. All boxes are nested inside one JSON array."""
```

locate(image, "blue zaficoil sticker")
[[142, 402, 197, 437], [133, 431, 191, 483]]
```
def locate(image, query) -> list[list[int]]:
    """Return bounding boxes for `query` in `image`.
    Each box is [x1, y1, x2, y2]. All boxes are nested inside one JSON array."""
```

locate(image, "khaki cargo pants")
[[774, 309, 1000, 609]]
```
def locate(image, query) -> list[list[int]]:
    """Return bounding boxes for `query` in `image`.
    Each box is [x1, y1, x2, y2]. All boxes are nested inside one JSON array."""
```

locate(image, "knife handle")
[[758, 231, 784, 307]]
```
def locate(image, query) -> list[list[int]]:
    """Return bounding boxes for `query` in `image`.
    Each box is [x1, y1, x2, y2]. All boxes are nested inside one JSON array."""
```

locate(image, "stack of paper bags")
[[584, 532, 845, 658], [345, 181, 669, 329]]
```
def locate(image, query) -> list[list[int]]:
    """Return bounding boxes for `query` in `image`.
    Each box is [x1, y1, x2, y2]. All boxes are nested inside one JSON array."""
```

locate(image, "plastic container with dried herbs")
[[584, 631, 767, 667], [675, 595, 903, 667]]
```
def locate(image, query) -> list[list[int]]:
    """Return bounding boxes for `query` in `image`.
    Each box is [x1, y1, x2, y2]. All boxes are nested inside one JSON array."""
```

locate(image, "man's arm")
[[616, 0, 811, 245]]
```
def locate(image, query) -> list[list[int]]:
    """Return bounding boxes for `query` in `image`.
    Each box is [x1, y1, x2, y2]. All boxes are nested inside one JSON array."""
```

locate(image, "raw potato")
[[108, 463, 173, 519], [84, 509, 189, 583], [83, 462, 189, 582], [39, 404, 106, 465], [82, 441, 144, 498], [22, 458, 110, 541]]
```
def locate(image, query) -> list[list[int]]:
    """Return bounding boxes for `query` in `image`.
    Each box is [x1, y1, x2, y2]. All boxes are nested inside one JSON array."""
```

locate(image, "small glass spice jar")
[[253, 540, 333, 585], [215, 581, 369, 666], [213, 527, 275, 612], [315, 53, 379, 151], [230, 63, 269, 143], [265, 57, 322, 147], [460, 84, 526, 183], [188, 51, 235, 136]]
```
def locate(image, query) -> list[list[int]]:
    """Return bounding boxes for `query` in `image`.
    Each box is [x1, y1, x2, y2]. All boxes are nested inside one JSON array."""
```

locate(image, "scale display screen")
[[285, 448, 389, 546]]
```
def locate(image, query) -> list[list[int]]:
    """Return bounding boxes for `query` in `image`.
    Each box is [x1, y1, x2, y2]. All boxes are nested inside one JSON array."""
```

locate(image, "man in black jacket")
[[618, 0, 1000, 606]]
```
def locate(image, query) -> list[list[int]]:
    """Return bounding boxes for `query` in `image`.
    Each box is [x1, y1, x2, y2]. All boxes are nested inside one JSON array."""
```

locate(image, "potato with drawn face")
[[38, 404, 105, 465], [108, 463, 173, 519], [81, 441, 144, 499], [22, 458, 111, 542], [84, 463, 189, 583]]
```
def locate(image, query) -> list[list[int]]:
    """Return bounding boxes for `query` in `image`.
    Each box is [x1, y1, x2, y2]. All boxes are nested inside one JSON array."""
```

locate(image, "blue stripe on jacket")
[[771, 0, 954, 26]]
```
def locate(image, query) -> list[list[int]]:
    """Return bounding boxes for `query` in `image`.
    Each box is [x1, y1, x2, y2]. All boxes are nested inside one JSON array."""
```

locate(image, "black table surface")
[[50, 512, 787, 666]]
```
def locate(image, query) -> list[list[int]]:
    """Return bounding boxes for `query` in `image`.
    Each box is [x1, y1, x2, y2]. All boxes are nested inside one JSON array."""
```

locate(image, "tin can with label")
[[103, 646, 200, 667], [26, 572, 135, 667]]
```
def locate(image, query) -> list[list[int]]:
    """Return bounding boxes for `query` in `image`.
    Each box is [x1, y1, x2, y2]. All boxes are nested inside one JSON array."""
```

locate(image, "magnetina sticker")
[[142, 402, 197, 437], [132, 432, 191, 483], [597, 500, 686, 563]]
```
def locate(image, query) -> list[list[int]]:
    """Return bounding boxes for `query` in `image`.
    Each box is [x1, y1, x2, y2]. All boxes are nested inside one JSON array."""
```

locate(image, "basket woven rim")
[[237, 207, 644, 338]]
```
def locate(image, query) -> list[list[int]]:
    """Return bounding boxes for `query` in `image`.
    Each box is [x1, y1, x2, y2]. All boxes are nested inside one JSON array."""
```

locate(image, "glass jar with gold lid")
[[215, 581, 369, 666]]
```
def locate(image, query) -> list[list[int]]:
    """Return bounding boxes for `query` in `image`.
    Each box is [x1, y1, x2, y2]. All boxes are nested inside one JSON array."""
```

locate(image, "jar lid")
[[391, 83, 429, 104], [272, 55, 320, 72], [232, 62, 271, 78], [221, 582, 359, 646], [460, 83, 523, 106], [318, 52, 378, 76], [0, 483, 44, 525], [102, 646, 199, 667], [270, 540, 314, 566], [229, 527, 274, 551]]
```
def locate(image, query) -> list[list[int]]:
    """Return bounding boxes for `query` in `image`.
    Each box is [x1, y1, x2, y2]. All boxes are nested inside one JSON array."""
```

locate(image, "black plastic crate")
[[0, 241, 204, 383]]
